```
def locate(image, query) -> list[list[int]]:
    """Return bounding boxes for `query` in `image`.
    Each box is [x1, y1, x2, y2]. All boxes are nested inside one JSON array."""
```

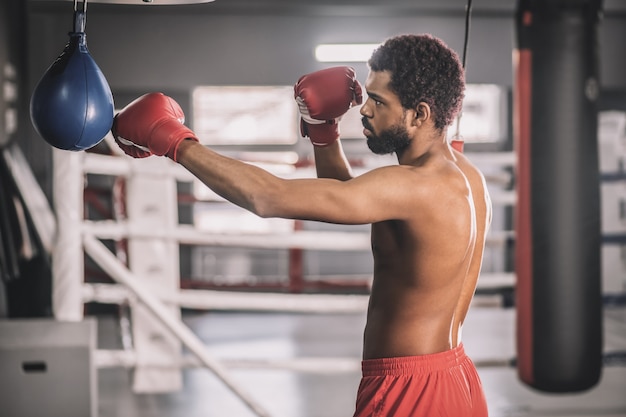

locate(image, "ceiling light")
[[315, 43, 379, 63]]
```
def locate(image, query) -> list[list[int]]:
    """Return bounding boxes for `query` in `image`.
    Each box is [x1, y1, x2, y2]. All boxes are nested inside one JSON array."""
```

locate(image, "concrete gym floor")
[[96, 305, 626, 417]]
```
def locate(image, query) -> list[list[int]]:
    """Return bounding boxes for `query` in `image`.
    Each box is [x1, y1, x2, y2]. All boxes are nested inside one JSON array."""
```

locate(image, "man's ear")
[[415, 102, 431, 125]]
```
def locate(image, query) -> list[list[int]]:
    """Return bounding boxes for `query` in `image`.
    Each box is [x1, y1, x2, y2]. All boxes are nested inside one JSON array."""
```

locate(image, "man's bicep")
[[278, 168, 415, 224]]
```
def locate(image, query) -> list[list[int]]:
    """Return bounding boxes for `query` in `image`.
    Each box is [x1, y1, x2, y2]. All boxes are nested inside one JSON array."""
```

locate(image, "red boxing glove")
[[112, 92, 198, 161], [294, 66, 363, 146]]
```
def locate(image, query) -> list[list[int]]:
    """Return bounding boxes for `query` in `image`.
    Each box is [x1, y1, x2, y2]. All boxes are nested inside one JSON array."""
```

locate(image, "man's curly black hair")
[[368, 34, 465, 131]]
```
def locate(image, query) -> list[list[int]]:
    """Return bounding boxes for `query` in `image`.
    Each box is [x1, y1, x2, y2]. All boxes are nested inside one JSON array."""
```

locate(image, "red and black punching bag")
[[30, 4, 113, 151], [514, 0, 603, 392]]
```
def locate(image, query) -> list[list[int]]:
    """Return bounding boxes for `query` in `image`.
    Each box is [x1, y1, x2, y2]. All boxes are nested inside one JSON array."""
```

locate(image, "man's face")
[[360, 70, 411, 155]]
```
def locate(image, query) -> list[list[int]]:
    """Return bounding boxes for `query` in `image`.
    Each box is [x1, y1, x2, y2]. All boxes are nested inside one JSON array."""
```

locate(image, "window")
[[192, 86, 297, 145]]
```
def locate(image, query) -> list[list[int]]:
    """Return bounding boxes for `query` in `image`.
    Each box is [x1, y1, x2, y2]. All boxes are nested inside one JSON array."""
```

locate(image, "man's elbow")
[[246, 191, 281, 219]]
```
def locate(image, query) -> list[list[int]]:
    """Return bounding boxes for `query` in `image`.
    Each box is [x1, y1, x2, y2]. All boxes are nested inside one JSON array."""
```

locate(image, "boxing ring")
[[35, 128, 526, 416]]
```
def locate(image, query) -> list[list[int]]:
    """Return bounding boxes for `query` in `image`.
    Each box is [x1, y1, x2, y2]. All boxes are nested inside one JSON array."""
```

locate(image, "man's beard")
[[363, 118, 411, 155]]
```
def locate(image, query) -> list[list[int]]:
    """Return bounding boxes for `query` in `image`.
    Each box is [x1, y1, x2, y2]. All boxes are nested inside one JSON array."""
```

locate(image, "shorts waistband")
[[361, 344, 468, 376]]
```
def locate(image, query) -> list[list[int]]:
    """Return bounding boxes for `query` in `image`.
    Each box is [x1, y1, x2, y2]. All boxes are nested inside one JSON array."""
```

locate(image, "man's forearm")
[[313, 140, 353, 181], [176, 139, 282, 216]]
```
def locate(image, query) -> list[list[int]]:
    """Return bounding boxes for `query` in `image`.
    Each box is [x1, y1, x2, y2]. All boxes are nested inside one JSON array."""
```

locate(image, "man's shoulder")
[[367, 162, 466, 202], [364, 163, 441, 187]]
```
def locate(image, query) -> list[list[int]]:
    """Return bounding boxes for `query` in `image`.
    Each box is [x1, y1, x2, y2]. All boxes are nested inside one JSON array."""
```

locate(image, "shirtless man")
[[113, 33, 491, 416]]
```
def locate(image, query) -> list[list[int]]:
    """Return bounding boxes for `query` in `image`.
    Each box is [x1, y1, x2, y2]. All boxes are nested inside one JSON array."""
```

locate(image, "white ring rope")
[[83, 151, 516, 177], [94, 349, 514, 372], [82, 221, 515, 249], [82, 282, 371, 313], [81, 278, 511, 312]]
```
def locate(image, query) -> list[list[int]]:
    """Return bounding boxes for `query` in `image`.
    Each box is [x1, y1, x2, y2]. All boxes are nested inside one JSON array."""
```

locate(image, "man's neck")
[[397, 129, 448, 166]]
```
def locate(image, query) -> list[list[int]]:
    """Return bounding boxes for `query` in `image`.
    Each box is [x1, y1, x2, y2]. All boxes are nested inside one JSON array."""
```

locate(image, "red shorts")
[[353, 344, 488, 417]]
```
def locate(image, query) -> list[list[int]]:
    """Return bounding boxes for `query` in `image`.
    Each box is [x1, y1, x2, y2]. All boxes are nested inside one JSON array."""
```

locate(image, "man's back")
[[363, 147, 492, 359]]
